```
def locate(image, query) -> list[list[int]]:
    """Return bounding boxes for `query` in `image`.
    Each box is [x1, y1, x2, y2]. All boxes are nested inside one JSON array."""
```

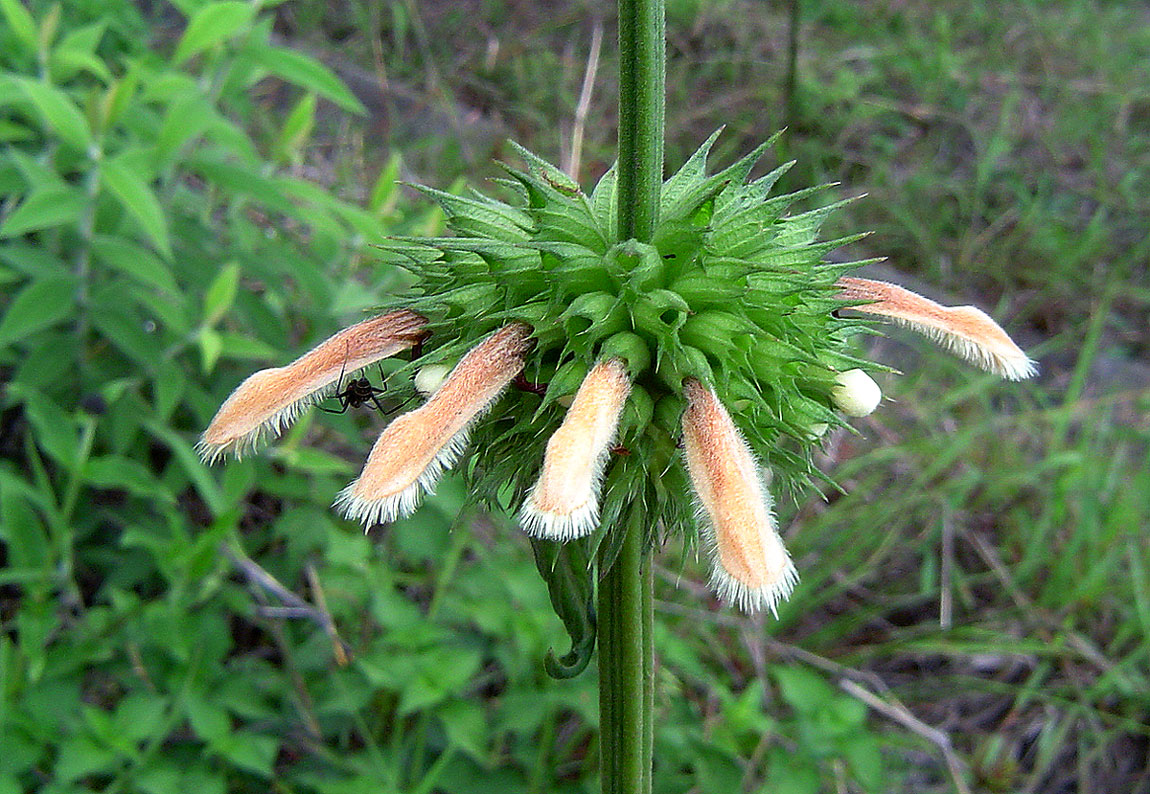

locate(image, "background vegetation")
[[1, 0, 1147, 792]]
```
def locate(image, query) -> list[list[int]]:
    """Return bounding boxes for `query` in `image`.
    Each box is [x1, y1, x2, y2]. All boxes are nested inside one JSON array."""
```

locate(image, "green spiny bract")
[[375, 131, 873, 551]]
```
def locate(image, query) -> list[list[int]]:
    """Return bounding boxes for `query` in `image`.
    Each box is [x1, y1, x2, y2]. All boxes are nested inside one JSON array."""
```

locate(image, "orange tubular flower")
[[335, 323, 534, 527], [197, 310, 427, 463], [521, 357, 632, 540], [837, 277, 1037, 381], [681, 379, 798, 615]]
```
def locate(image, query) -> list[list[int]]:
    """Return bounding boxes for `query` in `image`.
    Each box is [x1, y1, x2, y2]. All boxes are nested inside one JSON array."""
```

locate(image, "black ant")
[[321, 352, 389, 415]]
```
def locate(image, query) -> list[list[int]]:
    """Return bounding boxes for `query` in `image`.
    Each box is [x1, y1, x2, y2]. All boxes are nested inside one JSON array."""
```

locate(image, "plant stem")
[[602, 1, 662, 791], [599, 511, 654, 794], [616, 0, 664, 243]]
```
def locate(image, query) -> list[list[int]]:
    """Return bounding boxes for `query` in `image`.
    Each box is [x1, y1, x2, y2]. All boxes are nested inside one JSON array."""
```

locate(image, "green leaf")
[[54, 735, 117, 783], [0, 479, 51, 572], [0, 275, 75, 346], [174, 2, 255, 64], [202, 262, 240, 327], [0, 0, 39, 54], [21, 390, 80, 466], [843, 734, 884, 792], [398, 647, 482, 715], [101, 155, 171, 258], [85, 456, 174, 502], [15, 77, 92, 150], [243, 41, 366, 115], [215, 730, 278, 778], [92, 235, 178, 293], [0, 185, 86, 237], [436, 701, 488, 763], [272, 92, 315, 165], [49, 21, 110, 82], [184, 694, 231, 744], [773, 665, 835, 716]]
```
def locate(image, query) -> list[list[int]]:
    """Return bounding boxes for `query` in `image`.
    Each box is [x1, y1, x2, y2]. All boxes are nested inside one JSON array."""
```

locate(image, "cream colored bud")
[[681, 379, 797, 616], [837, 277, 1037, 381], [521, 358, 631, 540], [831, 369, 882, 417], [413, 364, 452, 396]]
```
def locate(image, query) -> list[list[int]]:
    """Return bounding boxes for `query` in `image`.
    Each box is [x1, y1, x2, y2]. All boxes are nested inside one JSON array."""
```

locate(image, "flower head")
[[202, 133, 1035, 619]]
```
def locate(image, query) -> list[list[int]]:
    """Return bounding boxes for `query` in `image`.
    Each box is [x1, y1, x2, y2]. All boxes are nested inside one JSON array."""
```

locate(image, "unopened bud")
[[831, 369, 881, 417], [414, 364, 452, 396]]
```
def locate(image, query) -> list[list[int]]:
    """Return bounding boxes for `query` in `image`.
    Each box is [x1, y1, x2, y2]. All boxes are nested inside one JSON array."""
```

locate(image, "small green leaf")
[[843, 734, 884, 792], [101, 155, 171, 258], [0, 479, 51, 572], [91, 235, 178, 293], [202, 262, 240, 327], [0, 0, 39, 54], [215, 731, 277, 778], [198, 326, 223, 373], [184, 694, 231, 744], [54, 735, 117, 784], [0, 275, 75, 346], [20, 390, 80, 466], [174, 2, 255, 64], [243, 41, 366, 115], [49, 21, 110, 82], [272, 92, 316, 165], [85, 456, 174, 502], [15, 77, 92, 151], [436, 701, 488, 763], [369, 152, 402, 213], [773, 665, 835, 715], [0, 185, 86, 237]]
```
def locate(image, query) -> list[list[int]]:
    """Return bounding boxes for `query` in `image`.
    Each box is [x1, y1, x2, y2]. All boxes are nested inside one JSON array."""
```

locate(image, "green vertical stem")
[[616, 0, 665, 243], [784, 0, 801, 136], [640, 545, 654, 794], [604, 0, 662, 791], [599, 512, 654, 794]]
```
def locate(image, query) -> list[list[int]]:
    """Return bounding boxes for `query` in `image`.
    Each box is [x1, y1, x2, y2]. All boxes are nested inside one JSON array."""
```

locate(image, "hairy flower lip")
[[681, 379, 798, 616], [197, 310, 427, 463], [335, 323, 534, 528], [521, 357, 632, 541], [837, 277, 1037, 381]]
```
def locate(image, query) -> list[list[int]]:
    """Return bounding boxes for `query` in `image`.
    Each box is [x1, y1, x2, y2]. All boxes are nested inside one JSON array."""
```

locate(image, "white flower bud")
[[831, 369, 881, 417], [413, 364, 452, 396]]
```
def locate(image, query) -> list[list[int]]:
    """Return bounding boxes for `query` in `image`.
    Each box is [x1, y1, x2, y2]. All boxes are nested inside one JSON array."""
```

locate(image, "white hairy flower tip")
[[837, 277, 1038, 381], [197, 310, 427, 463], [681, 379, 798, 616], [831, 369, 882, 417], [334, 323, 533, 528], [520, 357, 631, 541], [413, 364, 452, 396]]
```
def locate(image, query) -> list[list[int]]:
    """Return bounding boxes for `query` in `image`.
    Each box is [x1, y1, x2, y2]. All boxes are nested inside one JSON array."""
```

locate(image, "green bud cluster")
[[376, 131, 874, 550]]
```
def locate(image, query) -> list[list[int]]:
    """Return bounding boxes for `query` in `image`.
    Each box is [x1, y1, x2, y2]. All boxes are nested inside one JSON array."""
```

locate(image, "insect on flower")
[[197, 310, 427, 463]]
